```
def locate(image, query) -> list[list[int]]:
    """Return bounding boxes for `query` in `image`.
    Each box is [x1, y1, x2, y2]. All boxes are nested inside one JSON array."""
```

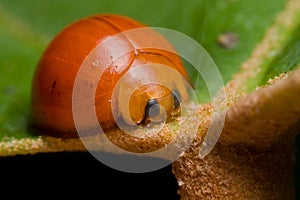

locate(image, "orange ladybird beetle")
[[31, 14, 190, 138]]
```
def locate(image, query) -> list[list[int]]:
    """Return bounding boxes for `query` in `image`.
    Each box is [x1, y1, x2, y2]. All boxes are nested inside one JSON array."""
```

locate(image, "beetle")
[[30, 14, 190, 138]]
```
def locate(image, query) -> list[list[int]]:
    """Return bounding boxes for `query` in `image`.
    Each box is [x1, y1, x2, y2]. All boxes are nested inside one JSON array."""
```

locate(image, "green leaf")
[[0, 0, 291, 155], [260, 31, 300, 85]]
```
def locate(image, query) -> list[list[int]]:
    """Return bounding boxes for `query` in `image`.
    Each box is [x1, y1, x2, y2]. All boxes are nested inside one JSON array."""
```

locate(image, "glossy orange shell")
[[31, 14, 189, 138]]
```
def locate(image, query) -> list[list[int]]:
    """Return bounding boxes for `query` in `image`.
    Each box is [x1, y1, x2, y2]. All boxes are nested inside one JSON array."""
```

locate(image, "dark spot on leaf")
[[218, 32, 239, 49], [4, 85, 15, 95]]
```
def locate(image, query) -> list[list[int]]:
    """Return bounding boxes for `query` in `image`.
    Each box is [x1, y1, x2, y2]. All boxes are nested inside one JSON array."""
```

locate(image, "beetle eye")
[[139, 98, 165, 124], [172, 89, 181, 115], [145, 99, 160, 118], [172, 89, 181, 109]]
